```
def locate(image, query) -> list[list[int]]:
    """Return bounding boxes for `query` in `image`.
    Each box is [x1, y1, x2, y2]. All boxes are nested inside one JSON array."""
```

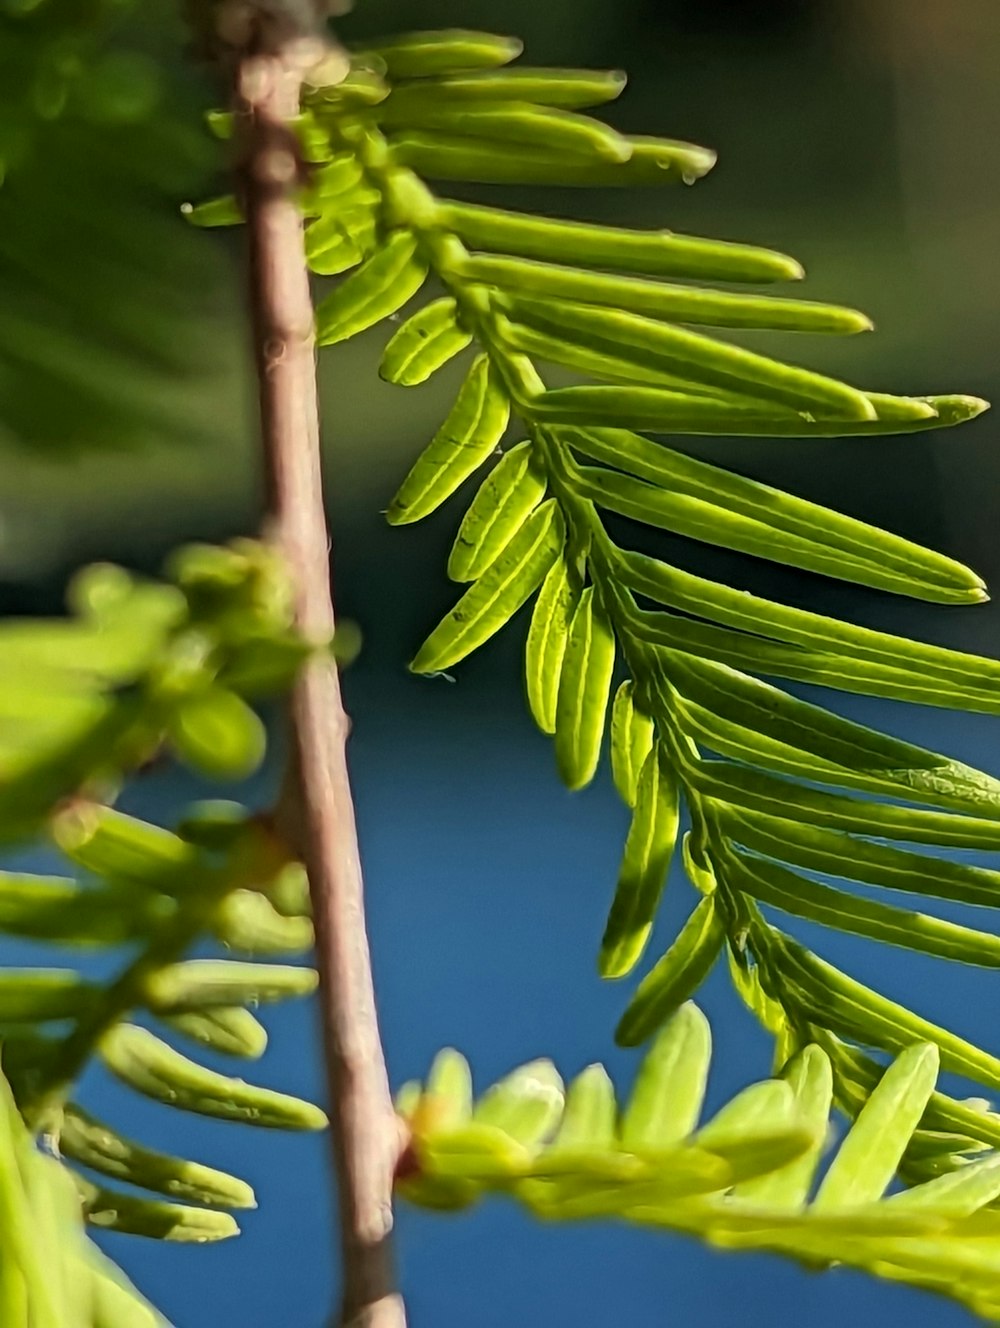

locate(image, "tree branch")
[[229, 18, 405, 1328]]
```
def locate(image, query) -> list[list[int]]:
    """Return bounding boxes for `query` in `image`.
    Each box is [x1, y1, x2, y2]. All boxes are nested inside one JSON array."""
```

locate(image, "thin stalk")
[[21, 894, 215, 1130], [233, 30, 404, 1328]]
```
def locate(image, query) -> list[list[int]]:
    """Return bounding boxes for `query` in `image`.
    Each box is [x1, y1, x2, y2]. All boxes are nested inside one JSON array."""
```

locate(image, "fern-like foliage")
[[192, 22, 1000, 1312], [0, 538, 326, 1306], [397, 1005, 1000, 1322]]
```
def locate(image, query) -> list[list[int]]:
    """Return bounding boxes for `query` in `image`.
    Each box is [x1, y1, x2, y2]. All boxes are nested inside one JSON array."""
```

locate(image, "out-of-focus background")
[[3, 1, 1000, 1324]]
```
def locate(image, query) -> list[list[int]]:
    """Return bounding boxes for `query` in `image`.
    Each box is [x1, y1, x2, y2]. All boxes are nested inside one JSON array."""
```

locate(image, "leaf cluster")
[[398, 1005, 1000, 1322], [0, 538, 327, 1291], [187, 26, 1000, 1306]]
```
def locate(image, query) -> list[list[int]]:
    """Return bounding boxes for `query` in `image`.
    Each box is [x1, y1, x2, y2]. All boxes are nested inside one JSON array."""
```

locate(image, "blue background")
[[71, 683, 1000, 1328]]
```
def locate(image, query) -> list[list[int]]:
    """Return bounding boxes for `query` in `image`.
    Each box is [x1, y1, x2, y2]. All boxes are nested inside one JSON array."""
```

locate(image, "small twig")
[[228, 14, 405, 1328], [23, 883, 215, 1130]]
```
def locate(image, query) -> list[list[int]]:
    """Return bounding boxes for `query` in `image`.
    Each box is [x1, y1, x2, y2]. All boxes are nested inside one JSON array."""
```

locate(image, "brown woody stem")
[[233, 24, 405, 1328]]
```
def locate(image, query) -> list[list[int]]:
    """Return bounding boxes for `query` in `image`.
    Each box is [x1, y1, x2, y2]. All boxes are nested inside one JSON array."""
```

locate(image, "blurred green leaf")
[[0, 5, 238, 454]]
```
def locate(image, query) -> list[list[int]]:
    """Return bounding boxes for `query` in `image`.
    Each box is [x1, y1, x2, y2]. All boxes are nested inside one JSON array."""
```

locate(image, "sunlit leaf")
[[620, 1004, 711, 1151], [438, 199, 802, 281], [59, 1106, 255, 1210], [609, 680, 654, 807], [509, 295, 874, 416], [411, 501, 563, 672], [357, 30, 524, 80], [600, 746, 680, 978], [814, 1044, 939, 1210], [448, 440, 546, 581], [524, 554, 577, 735], [469, 255, 871, 332], [315, 229, 427, 345], [389, 131, 715, 187], [387, 354, 510, 525], [99, 1025, 327, 1130], [380, 296, 472, 386], [616, 896, 725, 1045], [553, 586, 616, 790]]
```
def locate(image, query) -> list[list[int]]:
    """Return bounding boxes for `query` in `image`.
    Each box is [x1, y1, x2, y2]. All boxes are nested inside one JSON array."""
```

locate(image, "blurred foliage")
[[0, 1059, 169, 1326], [0, 537, 331, 1322], [399, 1012, 1000, 1323], [0, 0, 240, 456]]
